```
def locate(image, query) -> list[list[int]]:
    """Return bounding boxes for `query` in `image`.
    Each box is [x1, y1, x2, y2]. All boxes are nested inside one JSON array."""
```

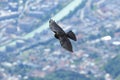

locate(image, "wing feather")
[[59, 36, 73, 52], [49, 20, 65, 34]]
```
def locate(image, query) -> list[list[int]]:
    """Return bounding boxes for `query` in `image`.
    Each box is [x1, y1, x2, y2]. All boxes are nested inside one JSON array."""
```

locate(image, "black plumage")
[[49, 19, 77, 52]]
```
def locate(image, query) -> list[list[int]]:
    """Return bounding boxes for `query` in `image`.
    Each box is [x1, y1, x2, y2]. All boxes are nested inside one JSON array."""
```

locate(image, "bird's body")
[[49, 19, 77, 52]]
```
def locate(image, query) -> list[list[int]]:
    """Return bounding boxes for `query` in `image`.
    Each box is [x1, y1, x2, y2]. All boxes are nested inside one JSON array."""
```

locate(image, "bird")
[[49, 19, 77, 52]]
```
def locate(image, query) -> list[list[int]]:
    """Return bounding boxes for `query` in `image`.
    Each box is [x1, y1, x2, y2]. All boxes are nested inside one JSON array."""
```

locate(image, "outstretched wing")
[[59, 36, 73, 52], [49, 19, 65, 34]]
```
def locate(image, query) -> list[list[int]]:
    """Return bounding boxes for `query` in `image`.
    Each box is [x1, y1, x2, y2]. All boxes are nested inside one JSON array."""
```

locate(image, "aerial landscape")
[[0, 0, 120, 80]]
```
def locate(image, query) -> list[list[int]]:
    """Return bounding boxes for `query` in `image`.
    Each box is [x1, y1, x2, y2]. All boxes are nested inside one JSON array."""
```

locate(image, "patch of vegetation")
[[46, 70, 90, 80], [29, 70, 91, 80], [104, 55, 120, 78]]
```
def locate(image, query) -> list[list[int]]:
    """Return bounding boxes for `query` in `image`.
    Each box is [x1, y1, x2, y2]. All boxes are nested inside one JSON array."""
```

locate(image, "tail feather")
[[67, 31, 77, 41]]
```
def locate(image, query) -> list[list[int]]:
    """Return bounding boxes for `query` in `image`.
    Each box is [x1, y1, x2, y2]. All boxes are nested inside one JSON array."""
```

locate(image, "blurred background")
[[0, 0, 120, 80]]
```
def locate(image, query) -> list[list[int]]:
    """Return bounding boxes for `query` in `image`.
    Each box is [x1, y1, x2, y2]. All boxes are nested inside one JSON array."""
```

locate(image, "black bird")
[[49, 19, 77, 52]]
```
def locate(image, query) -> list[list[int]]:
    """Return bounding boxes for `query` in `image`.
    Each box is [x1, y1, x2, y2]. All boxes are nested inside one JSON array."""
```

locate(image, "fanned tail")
[[67, 31, 77, 41]]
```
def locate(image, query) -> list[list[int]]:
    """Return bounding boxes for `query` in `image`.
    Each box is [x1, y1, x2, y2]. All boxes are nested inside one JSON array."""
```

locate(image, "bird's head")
[[49, 19, 55, 24]]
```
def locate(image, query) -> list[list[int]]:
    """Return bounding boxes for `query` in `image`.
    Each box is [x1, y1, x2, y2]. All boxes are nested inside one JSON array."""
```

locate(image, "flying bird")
[[49, 19, 77, 52]]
